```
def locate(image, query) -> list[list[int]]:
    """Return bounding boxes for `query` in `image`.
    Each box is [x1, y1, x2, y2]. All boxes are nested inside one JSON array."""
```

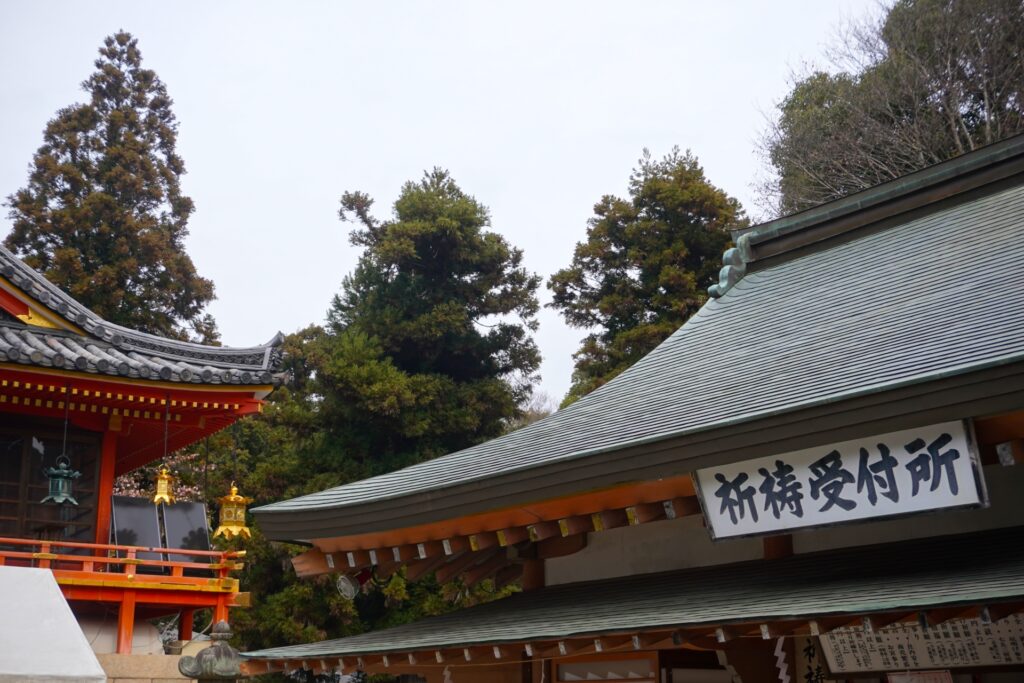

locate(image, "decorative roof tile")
[[0, 245, 283, 385]]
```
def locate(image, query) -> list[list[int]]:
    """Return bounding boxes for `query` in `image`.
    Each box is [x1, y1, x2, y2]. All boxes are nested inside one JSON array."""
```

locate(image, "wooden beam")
[[442, 536, 470, 556], [495, 562, 524, 589], [405, 554, 448, 582], [391, 545, 417, 563], [664, 496, 702, 519], [527, 521, 561, 542], [590, 508, 629, 531], [497, 527, 529, 547], [715, 626, 737, 643], [291, 548, 333, 578], [435, 548, 499, 584], [371, 559, 401, 580], [346, 549, 371, 569], [863, 612, 908, 631], [536, 533, 586, 560], [461, 552, 509, 587], [627, 501, 671, 525], [415, 540, 444, 560], [984, 603, 1023, 623], [558, 515, 593, 537], [468, 531, 499, 551], [762, 534, 793, 560]]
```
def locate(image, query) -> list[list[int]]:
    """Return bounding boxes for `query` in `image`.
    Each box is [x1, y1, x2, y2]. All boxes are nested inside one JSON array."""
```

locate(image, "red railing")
[[0, 535, 245, 590]]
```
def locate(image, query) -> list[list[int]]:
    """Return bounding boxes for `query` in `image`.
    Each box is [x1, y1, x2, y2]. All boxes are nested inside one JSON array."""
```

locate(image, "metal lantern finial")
[[41, 455, 81, 506], [153, 466, 176, 505], [213, 482, 252, 540]]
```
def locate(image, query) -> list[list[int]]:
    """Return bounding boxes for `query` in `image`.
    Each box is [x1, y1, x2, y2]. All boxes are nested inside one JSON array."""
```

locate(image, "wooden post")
[[214, 594, 230, 624], [521, 558, 545, 591], [179, 609, 195, 641], [763, 534, 793, 560], [94, 430, 118, 546], [117, 590, 136, 654]]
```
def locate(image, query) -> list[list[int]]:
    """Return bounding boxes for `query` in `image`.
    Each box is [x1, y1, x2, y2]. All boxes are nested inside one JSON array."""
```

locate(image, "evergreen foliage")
[[4, 31, 217, 341], [548, 149, 744, 405], [209, 171, 539, 658], [315, 168, 542, 473], [761, 0, 1024, 215]]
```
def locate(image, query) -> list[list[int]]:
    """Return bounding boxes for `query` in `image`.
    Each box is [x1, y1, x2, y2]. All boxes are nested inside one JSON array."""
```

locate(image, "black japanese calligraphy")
[[758, 459, 804, 519], [856, 444, 899, 506], [905, 433, 960, 496], [713, 472, 758, 525], [808, 450, 856, 512]]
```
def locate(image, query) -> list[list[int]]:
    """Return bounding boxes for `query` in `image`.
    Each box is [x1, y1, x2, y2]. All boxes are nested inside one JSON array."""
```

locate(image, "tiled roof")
[[0, 245, 282, 385], [0, 322, 280, 385], [254, 139, 1024, 533], [242, 527, 1024, 660]]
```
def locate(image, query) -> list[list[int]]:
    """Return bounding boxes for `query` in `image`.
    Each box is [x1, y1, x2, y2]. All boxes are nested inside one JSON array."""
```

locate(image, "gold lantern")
[[152, 466, 176, 505], [213, 483, 252, 540]]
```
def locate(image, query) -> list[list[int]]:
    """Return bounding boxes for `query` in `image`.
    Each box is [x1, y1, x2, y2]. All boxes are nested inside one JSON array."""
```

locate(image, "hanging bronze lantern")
[[41, 455, 81, 506], [213, 483, 252, 540], [152, 466, 176, 505]]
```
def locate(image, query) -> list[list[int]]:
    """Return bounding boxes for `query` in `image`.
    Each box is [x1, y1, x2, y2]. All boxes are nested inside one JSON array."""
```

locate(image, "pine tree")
[[311, 169, 542, 475], [4, 31, 217, 341], [549, 149, 744, 405]]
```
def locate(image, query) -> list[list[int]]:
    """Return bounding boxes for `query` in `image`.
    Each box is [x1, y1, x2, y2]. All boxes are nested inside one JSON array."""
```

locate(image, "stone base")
[[96, 654, 189, 683]]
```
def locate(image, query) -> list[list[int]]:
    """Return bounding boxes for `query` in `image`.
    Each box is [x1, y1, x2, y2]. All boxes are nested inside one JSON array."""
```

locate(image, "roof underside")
[[256, 176, 1024, 527], [0, 245, 282, 385], [243, 526, 1024, 660]]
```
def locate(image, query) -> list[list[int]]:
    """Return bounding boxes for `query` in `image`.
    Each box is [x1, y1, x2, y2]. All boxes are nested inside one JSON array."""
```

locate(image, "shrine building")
[[0, 243, 281, 680], [242, 134, 1024, 683]]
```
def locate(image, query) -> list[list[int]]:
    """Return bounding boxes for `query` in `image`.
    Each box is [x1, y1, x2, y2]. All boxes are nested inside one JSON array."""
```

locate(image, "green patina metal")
[[41, 455, 81, 506]]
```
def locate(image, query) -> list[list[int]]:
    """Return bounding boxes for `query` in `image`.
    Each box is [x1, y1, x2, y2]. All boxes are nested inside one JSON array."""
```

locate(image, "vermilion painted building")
[[0, 244, 281, 671], [243, 136, 1024, 683]]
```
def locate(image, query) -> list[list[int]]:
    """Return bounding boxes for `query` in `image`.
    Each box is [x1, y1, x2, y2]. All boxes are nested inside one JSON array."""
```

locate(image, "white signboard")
[[695, 421, 986, 539], [820, 617, 1024, 673]]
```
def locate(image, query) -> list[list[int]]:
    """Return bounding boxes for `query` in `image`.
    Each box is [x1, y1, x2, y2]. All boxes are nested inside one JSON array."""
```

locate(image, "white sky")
[[0, 1, 877, 402]]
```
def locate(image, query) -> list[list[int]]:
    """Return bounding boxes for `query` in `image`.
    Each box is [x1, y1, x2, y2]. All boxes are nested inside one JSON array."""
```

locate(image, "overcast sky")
[[0, 1, 877, 402]]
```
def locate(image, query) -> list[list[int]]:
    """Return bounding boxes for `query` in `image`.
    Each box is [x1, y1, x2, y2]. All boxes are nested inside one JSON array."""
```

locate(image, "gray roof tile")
[[0, 244, 283, 385], [242, 527, 1024, 660], [255, 180, 1024, 520]]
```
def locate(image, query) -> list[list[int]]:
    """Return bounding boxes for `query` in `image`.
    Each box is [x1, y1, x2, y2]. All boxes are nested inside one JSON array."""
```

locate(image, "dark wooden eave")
[[241, 527, 1024, 675]]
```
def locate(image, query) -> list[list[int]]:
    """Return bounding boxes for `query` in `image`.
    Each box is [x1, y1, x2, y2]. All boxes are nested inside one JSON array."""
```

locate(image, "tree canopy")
[[315, 168, 542, 473], [761, 0, 1024, 215], [549, 149, 745, 405], [4, 31, 217, 341], [218, 170, 540, 653]]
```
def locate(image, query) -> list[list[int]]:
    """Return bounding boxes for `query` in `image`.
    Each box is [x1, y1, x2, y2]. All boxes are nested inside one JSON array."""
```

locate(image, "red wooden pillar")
[[117, 590, 136, 654], [94, 429, 118, 546], [213, 594, 229, 624], [178, 609, 195, 641]]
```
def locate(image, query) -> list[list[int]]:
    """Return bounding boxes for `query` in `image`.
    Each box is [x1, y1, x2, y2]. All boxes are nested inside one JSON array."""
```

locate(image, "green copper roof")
[[255, 136, 1024, 541], [242, 527, 1024, 661]]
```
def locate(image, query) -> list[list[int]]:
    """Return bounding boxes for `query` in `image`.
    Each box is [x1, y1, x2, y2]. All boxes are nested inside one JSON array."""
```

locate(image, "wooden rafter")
[[239, 601, 1024, 676], [294, 488, 704, 582]]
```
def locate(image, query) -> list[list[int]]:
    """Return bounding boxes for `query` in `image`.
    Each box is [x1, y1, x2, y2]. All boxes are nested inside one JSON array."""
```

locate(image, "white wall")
[[545, 463, 1024, 586]]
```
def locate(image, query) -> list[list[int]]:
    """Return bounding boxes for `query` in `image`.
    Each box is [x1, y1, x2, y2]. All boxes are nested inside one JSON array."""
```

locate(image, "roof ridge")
[[709, 133, 1024, 298], [0, 244, 283, 369]]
